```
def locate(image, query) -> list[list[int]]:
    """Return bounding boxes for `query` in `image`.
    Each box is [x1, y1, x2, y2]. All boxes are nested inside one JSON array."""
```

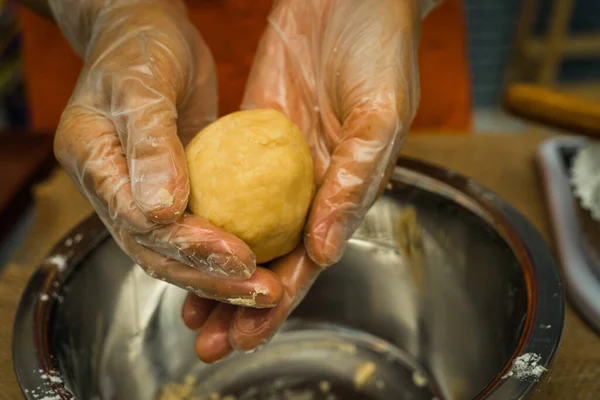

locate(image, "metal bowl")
[[13, 158, 564, 400]]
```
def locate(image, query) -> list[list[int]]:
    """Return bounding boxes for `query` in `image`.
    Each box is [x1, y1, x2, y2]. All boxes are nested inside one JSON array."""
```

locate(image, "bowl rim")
[[12, 158, 565, 400]]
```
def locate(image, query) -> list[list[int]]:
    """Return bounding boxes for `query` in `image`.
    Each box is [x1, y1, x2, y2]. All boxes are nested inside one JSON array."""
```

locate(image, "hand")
[[51, 0, 283, 306], [183, 0, 423, 361]]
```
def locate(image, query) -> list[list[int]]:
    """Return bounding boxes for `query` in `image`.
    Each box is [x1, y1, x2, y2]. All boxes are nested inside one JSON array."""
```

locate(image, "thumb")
[[305, 106, 402, 266], [73, 4, 210, 223], [111, 77, 190, 224]]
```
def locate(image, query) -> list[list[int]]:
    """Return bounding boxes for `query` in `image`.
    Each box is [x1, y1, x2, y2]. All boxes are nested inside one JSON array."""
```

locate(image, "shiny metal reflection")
[[13, 159, 564, 400]]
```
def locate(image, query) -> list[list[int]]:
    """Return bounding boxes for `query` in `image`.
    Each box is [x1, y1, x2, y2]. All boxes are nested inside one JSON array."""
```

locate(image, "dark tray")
[[537, 136, 600, 333]]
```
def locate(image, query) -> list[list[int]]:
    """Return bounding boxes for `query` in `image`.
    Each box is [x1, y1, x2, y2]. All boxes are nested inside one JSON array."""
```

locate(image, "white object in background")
[[538, 136, 600, 334], [571, 142, 600, 221]]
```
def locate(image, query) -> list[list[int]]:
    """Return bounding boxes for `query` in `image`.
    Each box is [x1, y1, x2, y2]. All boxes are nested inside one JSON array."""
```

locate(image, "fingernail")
[[235, 308, 272, 334], [131, 144, 178, 213], [199, 350, 230, 364], [256, 291, 278, 307], [209, 353, 229, 364], [318, 220, 348, 266]]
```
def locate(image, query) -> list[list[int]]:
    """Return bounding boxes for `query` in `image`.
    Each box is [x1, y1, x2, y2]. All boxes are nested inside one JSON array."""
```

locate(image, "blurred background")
[[0, 0, 599, 264], [0, 0, 27, 132], [0, 0, 598, 133], [467, 0, 600, 133]]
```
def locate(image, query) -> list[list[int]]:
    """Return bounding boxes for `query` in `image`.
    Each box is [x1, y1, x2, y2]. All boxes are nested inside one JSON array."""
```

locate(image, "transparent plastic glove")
[[50, 0, 283, 305], [182, 0, 428, 361], [243, 0, 423, 267], [182, 246, 319, 362]]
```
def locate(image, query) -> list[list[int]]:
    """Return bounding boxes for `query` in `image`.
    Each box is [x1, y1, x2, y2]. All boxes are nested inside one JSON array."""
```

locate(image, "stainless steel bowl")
[[13, 158, 564, 400]]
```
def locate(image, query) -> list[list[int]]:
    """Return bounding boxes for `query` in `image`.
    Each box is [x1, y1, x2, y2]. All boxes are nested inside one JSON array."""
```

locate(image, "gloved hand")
[[50, 0, 283, 307], [183, 0, 431, 362]]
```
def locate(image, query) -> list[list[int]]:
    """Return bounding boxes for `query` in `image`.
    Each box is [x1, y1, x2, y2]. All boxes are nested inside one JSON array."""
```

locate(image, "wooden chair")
[[505, 0, 600, 90]]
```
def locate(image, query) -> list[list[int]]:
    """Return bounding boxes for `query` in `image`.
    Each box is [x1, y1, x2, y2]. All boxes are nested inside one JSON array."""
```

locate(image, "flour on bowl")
[[44, 255, 67, 272], [502, 353, 547, 381], [27, 368, 72, 400]]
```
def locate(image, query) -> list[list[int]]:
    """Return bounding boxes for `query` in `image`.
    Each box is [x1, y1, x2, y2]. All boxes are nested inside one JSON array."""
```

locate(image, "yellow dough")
[[185, 109, 315, 264]]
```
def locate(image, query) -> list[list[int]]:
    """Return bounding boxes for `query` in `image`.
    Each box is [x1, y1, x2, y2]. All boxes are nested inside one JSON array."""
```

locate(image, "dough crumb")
[[412, 371, 428, 387], [319, 380, 331, 393], [354, 362, 376, 390], [158, 375, 199, 400], [502, 353, 547, 381], [226, 297, 257, 306]]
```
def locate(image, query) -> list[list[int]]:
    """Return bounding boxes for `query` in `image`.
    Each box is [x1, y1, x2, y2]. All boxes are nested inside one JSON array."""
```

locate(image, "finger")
[[54, 106, 153, 230], [121, 98, 190, 224], [55, 107, 257, 279], [240, 10, 331, 185], [376, 151, 401, 198], [110, 69, 189, 223], [83, 13, 197, 223], [121, 234, 283, 307], [138, 213, 258, 279], [182, 294, 217, 330], [305, 107, 401, 267], [229, 246, 321, 351], [195, 304, 236, 363]]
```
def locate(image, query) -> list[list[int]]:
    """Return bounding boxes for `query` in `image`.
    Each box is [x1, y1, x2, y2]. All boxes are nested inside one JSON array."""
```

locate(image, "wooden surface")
[[2, 132, 600, 399]]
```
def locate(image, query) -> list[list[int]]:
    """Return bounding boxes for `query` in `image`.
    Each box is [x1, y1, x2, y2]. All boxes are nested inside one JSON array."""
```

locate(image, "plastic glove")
[[183, 0, 429, 361], [183, 247, 319, 362], [50, 0, 283, 306]]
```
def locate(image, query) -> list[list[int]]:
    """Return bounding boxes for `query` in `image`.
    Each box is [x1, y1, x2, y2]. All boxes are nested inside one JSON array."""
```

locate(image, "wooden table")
[[1, 132, 599, 399]]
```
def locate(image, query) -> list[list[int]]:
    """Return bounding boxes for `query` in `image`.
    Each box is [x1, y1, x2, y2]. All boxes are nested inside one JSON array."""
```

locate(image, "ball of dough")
[[185, 109, 315, 264]]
